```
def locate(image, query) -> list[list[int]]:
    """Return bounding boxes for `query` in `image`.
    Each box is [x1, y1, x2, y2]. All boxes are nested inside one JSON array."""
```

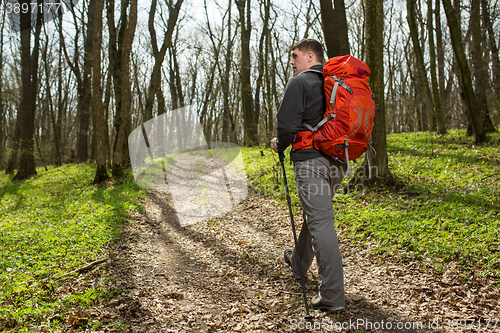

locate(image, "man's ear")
[[307, 51, 315, 63]]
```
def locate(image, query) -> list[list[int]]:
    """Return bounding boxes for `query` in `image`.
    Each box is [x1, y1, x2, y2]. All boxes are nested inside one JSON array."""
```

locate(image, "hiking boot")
[[311, 295, 345, 314], [283, 249, 300, 279]]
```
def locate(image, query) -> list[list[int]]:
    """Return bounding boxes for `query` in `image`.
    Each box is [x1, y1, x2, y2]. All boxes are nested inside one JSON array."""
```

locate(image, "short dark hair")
[[291, 39, 324, 64]]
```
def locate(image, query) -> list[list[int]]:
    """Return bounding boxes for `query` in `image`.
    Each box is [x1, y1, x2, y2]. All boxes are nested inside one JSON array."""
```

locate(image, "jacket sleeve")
[[276, 77, 305, 153]]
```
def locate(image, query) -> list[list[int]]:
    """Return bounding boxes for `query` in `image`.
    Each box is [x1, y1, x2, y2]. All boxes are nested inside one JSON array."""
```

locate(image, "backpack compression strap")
[[302, 74, 353, 132]]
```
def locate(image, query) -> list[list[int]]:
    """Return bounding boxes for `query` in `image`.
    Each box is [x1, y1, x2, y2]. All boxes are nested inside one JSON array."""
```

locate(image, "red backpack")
[[292, 55, 376, 175]]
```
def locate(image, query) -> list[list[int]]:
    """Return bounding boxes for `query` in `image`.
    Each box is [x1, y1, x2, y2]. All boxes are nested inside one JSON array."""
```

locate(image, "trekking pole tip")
[[304, 314, 313, 320]]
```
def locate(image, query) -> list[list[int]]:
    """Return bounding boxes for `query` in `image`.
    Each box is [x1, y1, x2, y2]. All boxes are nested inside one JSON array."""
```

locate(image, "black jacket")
[[276, 64, 329, 161]]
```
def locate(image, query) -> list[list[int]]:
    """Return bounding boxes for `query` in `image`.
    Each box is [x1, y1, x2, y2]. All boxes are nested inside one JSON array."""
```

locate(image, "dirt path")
[[89, 189, 499, 333]]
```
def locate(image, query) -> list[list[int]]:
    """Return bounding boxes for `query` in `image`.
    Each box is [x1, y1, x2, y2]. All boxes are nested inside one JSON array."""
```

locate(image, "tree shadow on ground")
[[104, 189, 443, 332]]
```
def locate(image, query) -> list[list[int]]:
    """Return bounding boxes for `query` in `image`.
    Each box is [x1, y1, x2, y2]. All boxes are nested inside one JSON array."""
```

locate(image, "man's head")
[[290, 39, 324, 75]]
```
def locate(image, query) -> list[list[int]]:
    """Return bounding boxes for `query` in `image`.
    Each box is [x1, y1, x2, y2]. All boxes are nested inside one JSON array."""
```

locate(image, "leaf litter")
[[82, 190, 499, 333]]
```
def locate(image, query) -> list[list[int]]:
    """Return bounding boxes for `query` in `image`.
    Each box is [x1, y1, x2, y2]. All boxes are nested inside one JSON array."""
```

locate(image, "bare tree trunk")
[[109, 0, 137, 177], [92, 0, 110, 184], [470, 0, 496, 132], [169, 48, 179, 111], [319, 0, 350, 57], [188, 48, 201, 106], [405, 41, 427, 131], [365, 0, 390, 178], [131, 56, 143, 123], [56, 19, 66, 162], [173, 46, 184, 108], [103, 70, 112, 167], [57, 1, 85, 163], [270, 41, 280, 129], [435, 0, 446, 105], [200, 63, 217, 135], [156, 77, 166, 116], [0, 10, 5, 170], [254, 12, 267, 144], [428, 0, 446, 134], [236, 0, 255, 145], [263, 0, 274, 141], [6, 112, 21, 174], [90, 88, 97, 163], [143, 0, 184, 122], [481, 0, 500, 122], [442, 0, 486, 143], [14, 0, 42, 180], [222, 0, 234, 142], [76, 3, 95, 163], [42, 31, 62, 166], [407, 0, 436, 131]]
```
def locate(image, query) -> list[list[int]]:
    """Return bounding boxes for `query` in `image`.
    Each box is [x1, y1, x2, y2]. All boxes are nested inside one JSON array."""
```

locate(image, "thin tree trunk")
[[57, 1, 84, 162], [428, 0, 446, 134], [264, 0, 273, 141], [104, 71, 112, 167], [222, 0, 233, 142], [131, 56, 143, 123], [90, 89, 97, 162], [200, 63, 217, 134], [143, 0, 183, 122], [0, 10, 5, 170], [435, 0, 446, 104], [470, 0, 495, 132], [254, 19, 266, 144], [169, 48, 179, 111], [42, 32, 62, 166], [408, 0, 436, 131], [442, 0, 486, 143], [34, 129, 47, 170], [5, 112, 21, 174], [365, 0, 390, 178], [92, 0, 109, 184], [481, 0, 500, 120], [56, 20, 65, 162], [270, 42, 280, 127], [76, 4, 95, 163], [236, 0, 255, 145], [405, 40, 427, 131], [173, 45, 184, 108]]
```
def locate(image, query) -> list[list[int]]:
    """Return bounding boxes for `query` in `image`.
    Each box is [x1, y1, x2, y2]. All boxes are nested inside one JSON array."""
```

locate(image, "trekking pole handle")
[[279, 151, 285, 163], [278, 152, 290, 195]]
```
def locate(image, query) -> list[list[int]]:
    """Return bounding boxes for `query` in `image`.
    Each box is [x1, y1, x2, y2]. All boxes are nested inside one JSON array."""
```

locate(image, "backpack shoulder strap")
[[303, 69, 323, 75], [301, 68, 325, 132]]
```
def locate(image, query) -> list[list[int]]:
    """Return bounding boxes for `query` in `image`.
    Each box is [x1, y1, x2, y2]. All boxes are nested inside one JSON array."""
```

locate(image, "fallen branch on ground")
[[44, 258, 108, 282]]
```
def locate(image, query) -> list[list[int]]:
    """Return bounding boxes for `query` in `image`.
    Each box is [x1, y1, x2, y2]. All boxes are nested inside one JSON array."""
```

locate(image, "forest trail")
[[93, 189, 500, 333]]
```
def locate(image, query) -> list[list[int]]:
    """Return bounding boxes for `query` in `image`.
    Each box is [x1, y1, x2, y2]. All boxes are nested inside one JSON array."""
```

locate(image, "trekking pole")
[[279, 152, 313, 320]]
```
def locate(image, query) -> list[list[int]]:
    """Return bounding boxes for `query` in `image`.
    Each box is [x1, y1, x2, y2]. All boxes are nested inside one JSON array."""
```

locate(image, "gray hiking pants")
[[290, 156, 346, 307]]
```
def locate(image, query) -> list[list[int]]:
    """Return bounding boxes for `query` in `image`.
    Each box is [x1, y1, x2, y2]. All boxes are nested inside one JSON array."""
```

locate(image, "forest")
[[0, 0, 498, 180], [0, 0, 500, 331]]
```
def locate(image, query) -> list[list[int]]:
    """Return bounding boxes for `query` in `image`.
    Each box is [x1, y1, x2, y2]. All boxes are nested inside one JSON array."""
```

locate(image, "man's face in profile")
[[290, 48, 312, 75]]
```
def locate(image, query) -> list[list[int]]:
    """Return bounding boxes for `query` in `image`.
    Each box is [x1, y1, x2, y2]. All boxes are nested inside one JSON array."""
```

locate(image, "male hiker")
[[270, 38, 346, 314]]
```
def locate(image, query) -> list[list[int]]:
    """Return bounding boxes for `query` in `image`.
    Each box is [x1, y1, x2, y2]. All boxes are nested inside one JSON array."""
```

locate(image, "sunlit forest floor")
[[1, 129, 499, 332]]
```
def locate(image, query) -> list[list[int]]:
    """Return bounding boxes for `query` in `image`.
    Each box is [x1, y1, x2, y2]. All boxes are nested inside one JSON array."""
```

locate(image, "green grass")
[[242, 130, 500, 281], [1, 129, 498, 330], [242, 146, 301, 205], [0, 164, 146, 331]]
